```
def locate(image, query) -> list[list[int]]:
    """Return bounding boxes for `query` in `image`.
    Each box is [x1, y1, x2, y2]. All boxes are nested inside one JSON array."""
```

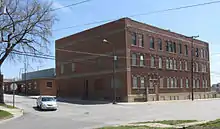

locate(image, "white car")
[[36, 96, 57, 110]]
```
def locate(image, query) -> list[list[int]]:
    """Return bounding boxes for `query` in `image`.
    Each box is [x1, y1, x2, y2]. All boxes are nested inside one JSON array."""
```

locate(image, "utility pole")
[[189, 35, 199, 101], [24, 57, 27, 96]]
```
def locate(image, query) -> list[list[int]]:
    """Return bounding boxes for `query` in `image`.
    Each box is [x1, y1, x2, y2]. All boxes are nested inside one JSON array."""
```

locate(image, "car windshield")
[[42, 97, 55, 102]]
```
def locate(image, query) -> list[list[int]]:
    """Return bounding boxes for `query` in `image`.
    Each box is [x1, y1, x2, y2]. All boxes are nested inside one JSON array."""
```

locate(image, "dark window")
[[166, 41, 169, 51], [46, 82, 53, 88], [178, 43, 182, 54], [150, 37, 154, 49], [158, 38, 162, 50], [132, 32, 137, 45], [195, 48, 199, 57], [184, 45, 188, 56], [42, 97, 55, 102], [139, 34, 144, 47], [169, 41, 173, 52], [173, 42, 176, 53]]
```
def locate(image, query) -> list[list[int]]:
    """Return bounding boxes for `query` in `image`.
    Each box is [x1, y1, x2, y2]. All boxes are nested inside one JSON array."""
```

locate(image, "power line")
[[51, 0, 93, 11], [53, 0, 220, 31]]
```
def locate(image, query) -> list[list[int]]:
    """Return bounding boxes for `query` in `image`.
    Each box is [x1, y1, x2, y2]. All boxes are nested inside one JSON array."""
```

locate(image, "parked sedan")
[[36, 96, 57, 111]]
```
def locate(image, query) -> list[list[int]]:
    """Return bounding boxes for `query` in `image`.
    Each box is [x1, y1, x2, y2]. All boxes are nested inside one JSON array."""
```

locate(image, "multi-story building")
[[55, 18, 211, 102]]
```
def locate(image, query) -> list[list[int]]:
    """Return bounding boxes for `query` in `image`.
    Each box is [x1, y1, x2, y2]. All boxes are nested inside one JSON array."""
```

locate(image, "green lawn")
[[99, 126, 167, 129], [0, 110, 13, 120], [0, 104, 16, 109], [137, 120, 198, 125], [187, 119, 220, 129]]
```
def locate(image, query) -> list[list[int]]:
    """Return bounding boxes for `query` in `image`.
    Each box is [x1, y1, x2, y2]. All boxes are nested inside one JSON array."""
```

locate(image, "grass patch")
[[99, 126, 168, 129], [187, 119, 220, 129], [136, 120, 198, 125], [0, 110, 13, 120], [0, 104, 16, 109]]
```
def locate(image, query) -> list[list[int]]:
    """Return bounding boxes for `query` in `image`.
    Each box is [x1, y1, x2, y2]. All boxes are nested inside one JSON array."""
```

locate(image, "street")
[[1, 95, 220, 129]]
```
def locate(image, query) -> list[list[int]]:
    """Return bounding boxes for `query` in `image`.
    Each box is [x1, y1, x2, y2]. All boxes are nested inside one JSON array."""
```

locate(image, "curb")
[[0, 108, 24, 124]]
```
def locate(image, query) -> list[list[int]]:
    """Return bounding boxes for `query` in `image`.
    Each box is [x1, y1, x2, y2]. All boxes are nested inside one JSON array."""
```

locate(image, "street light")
[[102, 39, 117, 104], [188, 35, 199, 101]]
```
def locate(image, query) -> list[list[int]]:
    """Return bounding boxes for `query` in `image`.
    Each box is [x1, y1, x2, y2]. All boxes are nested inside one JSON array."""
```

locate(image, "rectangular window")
[[179, 43, 182, 54], [131, 53, 137, 66], [170, 78, 174, 88], [185, 61, 188, 71], [195, 63, 198, 72], [180, 78, 183, 88], [151, 56, 155, 68], [160, 78, 163, 88], [201, 49, 203, 58], [72, 63, 75, 72], [140, 54, 144, 67], [132, 76, 138, 88], [166, 41, 169, 52], [173, 42, 176, 53], [184, 45, 188, 56], [150, 37, 155, 49], [166, 59, 169, 69], [140, 77, 145, 88], [179, 61, 182, 70], [193, 79, 196, 88], [139, 34, 144, 47], [196, 80, 200, 88], [174, 78, 177, 88], [158, 38, 162, 50], [173, 59, 177, 70], [169, 59, 173, 69], [202, 80, 205, 88], [132, 32, 137, 45], [205, 80, 208, 88], [167, 78, 170, 88], [159, 57, 162, 69], [46, 82, 53, 88], [61, 64, 64, 74], [195, 48, 199, 57], [169, 41, 173, 52], [186, 79, 189, 88]]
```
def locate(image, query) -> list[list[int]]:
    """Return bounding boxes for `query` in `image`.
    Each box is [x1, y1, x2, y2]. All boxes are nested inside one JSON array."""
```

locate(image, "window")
[[166, 59, 169, 69], [160, 78, 163, 88], [72, 63, 75, 72], [140, 54, 144, 66], [173, 42, 176, 53], [167, 78, 170, 88], [158, 38, 162, 50], [201, 49, 203, 58], [174, 78, 177, 88], [205, 80, 208, 88], [132, 32, 137, 45], [173, 59, 177, 70], [186, 79, 189, 88], [151, 56, 155, 68], [150, 37, 155, 49], [61, 64, 64, 74], [179, 61, 182, 70], [140, 77, 145, 88], [184, 45, 188, 56], [202, 80, 205, 88], [195, 63, 198, 72], [185, 61, 188, 71], [169, 59, 173, 69], [169, 41, 173, 52], [170, 78, 174, 88], [195, 48, 199, 57], [139, 34, 144, 47], [46, 82, 53, 88], [196, 80, 200, 88], [180, 78, 183, 88], [178, 43, 182, 54], [159, 57, 162, 69], [166, 41, 169, 51], [131, 53, 137, 66], [132, 76, 138, 88], [193, 79, 196, 88]]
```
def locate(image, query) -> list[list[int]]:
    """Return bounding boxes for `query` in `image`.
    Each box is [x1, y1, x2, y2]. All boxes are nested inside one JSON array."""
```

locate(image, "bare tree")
[[0, 0, 56, 67], [0, 0, 56, 103]]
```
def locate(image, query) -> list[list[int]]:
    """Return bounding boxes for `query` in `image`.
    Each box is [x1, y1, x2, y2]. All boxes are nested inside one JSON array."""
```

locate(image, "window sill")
[[149, 48, 155, 50], [138, 46, 144, 48], [140, 87, 146, 89], [150, 67, 156, 69], [132, 87, 138, 89]]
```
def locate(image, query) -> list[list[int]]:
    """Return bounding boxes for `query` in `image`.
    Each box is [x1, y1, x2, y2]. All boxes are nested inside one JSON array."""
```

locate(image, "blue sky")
[[2, 0, 220, 84]]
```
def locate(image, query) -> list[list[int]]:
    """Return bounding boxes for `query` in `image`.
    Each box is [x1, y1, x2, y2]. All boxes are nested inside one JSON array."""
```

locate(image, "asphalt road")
[[1, 94, 220, 129]]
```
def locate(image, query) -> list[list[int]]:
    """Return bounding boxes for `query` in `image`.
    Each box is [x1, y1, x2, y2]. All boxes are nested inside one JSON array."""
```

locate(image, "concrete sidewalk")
[[0, 105, 24, 124]]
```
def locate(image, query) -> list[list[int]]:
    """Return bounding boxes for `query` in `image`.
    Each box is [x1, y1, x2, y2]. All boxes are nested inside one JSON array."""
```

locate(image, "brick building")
[[56, 18, 211, 102], [4, 68, 57, 96]]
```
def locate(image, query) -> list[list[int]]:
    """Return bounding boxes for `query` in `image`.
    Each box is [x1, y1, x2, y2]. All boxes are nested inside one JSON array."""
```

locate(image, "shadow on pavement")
[[56, 98, 111, 105]]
